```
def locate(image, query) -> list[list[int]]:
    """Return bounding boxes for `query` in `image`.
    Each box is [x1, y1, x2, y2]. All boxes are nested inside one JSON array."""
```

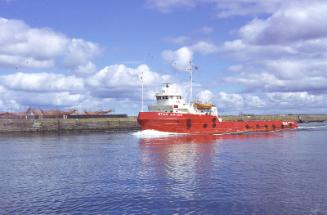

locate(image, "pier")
[[0, 117, 139, 133]]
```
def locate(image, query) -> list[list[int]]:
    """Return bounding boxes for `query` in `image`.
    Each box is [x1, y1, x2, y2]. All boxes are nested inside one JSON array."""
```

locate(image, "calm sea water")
[[1, 123, 327, 214]]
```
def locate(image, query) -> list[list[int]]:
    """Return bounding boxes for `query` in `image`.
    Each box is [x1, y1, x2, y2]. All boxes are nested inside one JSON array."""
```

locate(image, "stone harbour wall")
[[0, 117, 140, 133]]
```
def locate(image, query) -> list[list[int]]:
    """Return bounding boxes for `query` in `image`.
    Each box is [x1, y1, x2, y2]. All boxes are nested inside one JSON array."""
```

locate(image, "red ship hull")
[[137, 112, 298, 134]]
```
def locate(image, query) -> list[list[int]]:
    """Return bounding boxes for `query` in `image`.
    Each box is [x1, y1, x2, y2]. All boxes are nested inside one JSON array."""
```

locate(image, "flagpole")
[[141, 71, 144, 112], [190, 67, 193, 102]]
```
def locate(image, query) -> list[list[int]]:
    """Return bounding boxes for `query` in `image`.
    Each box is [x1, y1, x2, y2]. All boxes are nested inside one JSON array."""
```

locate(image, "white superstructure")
[[148, 83, 218, 117]]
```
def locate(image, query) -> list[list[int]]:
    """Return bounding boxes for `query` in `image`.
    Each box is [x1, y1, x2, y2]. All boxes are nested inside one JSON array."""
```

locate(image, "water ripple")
[[1, 125, 327, 214]]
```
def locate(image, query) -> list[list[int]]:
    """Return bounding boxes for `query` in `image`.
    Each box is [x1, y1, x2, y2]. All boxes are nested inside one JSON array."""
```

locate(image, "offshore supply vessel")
[[137, 83, 298, 134]]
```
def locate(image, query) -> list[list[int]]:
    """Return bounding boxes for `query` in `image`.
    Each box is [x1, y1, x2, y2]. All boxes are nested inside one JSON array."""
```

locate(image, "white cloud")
[[215, 91, 327, 114], [146, 0, 302, 17], [217, 92, 245, 110], [162, 46, 193, 71], [64, 38, 100, 67], [219, 0, 327, 113], [74, 61, 97, 75], [0, 17, 100, 70], [14, 91, 85, 108], [163, 36, 190, 45], [88, 64, 170, 88], [1, 72, 84, 92], [266, 92, 324, 107], [191, 41, 218, 54], [197, 89, 214, 102], [239, 2, 327, 44], [0, 64, 173, 112], [146, 0, 197, 13], [212, 0, 286, 18], [199, 26, 214, 34], [0, 55, 54, 68]]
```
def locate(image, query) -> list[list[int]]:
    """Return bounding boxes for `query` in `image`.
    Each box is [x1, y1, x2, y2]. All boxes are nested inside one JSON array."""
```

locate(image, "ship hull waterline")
[[137, 112, 298, 134]]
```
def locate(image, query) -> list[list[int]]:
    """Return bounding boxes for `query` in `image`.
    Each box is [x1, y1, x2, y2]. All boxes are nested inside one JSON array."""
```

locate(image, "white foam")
[[132, 129, 187, 138], [298, 124, 327, 130]]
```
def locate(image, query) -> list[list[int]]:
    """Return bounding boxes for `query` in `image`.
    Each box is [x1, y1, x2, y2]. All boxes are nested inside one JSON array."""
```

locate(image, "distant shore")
[[0, 114, 326, 133]]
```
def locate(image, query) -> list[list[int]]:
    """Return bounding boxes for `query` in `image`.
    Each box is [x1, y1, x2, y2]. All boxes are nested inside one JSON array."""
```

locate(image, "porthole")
[[256, 124, 260, 129], [272, 125, 276, 129], [186, 119, 192, 129], [264, 125, 268, 129], [203, 123, 208, 128], [245, 125, 250, 129]]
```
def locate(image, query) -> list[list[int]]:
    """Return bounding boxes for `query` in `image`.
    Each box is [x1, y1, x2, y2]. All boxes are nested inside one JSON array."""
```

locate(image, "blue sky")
[[0, 0, 327, 115]]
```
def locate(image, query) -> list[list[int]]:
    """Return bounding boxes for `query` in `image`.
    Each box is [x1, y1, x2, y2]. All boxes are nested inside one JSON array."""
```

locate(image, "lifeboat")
[[194, 103, 214, 110]]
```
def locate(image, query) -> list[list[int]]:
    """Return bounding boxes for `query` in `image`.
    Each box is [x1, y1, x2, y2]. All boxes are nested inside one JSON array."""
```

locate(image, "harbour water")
[[1, 123, 327, 214]]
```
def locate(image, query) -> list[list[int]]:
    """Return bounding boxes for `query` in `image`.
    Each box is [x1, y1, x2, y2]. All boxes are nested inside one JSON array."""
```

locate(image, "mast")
[[190, 67, 193, 102], [140, 70, 144, 112], [186, 61, 197, 103]]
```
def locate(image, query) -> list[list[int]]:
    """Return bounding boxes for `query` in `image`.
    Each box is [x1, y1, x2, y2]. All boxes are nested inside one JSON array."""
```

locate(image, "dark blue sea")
[[1, 123, 327, 214]]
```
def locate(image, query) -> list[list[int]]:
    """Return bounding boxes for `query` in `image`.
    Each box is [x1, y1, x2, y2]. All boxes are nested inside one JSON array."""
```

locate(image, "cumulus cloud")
[[197, 90, 214, 102], [239, 2, 327, 45], [162, 41, 218, 71], [0, 17, 178, 113], [162, 46, 193, 71], [14, 91, 85, 108], [0, 64, 173, 112], [215, 91, 327, 114], [87, 64, 172, 100], [1, 72, 84, 92], [0, 17, 100, 70], [88, 64, 170, 88], [219, 0, 327, 114]]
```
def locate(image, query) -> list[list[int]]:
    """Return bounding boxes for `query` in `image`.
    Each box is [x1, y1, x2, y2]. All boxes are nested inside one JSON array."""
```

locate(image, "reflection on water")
[[1, 126, 327, 214], [139, 131, 284, 145], [139, 135, 218, 200]]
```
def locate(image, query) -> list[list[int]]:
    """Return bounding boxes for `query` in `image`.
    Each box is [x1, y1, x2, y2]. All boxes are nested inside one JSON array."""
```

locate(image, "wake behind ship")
[[137, 83, 298, 134]]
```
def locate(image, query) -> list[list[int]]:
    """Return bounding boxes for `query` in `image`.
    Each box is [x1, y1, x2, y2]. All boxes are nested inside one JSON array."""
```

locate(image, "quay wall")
[[221, 114, 327, 123], [0, 117, 139, 133]]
